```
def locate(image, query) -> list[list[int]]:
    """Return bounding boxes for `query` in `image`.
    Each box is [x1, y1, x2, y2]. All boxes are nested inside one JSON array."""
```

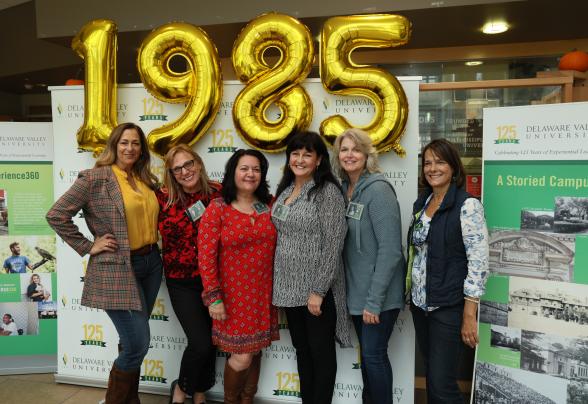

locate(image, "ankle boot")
[[240, 353, 261, 404], [223, 360, 249, 404], [104, 364, 141, 404]]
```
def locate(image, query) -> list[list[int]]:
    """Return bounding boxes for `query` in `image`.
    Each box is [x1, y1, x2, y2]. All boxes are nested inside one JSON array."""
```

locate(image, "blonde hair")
[[332, 128, 381, 179], [95, 123, 158, 189], [162, 144, 213, 209], [29, 274, 40, 284]]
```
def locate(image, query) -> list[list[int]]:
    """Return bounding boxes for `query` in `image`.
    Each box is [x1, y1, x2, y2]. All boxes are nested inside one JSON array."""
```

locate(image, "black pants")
[[166, 276, 216, 395], [411, 303, 465, 404], [284, 290, 337, 404]]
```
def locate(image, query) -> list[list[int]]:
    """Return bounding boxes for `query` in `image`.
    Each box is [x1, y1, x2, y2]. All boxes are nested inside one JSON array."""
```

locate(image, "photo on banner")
[[0, 122, 56, 366], [475, 102, 588, 404]]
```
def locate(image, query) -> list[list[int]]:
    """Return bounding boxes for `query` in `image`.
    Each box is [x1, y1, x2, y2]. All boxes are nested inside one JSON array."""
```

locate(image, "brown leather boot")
[[104, 364, 141, 404], [223, 360, 249, 404], [240, 352, 261, 404]]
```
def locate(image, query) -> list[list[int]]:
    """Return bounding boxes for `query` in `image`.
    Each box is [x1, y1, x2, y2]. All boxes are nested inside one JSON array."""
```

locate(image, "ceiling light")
[[465, 61, 483, 66], [482, 21, 509, 35]]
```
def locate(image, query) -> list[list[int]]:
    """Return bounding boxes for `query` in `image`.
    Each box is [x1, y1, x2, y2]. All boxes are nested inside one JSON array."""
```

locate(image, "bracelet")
[[210, 299, 223, 306], [464, 296, 480, 304]]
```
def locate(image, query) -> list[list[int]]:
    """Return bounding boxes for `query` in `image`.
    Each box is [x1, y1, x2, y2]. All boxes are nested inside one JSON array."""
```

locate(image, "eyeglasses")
[[171, 159, 196, 175]]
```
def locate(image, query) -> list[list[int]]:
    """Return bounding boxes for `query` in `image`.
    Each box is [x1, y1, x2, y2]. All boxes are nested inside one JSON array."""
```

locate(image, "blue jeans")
[[106, 248, 162, 371], [352, 309, 399, 404], [411, 303, 464, 404]]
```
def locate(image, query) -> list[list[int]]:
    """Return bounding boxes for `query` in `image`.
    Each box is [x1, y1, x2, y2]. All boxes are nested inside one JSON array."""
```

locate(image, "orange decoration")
[[558, 50, 588, 72], [65, 79, 84, 85]]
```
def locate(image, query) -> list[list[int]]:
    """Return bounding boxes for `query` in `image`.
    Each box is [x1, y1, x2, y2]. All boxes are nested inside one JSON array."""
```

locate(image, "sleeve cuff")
[[202, 288, 223, 306]]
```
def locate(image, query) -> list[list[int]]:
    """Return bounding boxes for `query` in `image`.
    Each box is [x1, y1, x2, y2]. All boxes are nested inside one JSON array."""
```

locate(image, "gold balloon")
[[72, 20, 118, 155], [137, 23, 223, 158], [320, 14, 411, 155], [232, 13, 314, 152]]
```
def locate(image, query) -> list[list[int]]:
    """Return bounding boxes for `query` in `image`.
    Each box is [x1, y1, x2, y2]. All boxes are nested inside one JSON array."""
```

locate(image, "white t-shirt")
[[2, 321, 18, 336]]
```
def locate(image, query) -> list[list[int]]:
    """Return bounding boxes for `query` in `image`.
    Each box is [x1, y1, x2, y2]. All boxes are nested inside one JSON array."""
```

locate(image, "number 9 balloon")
[[72, 20, 118, 155], [320, 14, 411, 155], [232, 13, 314, 152], [138, 22, 222, 158]]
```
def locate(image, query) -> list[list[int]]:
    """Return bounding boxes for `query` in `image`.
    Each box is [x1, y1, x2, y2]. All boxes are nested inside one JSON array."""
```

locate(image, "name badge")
[[253, 201, 270, 214], [185, 200, 206, 222], [346, 202, 364, 220], [272, 203, 290, 221]]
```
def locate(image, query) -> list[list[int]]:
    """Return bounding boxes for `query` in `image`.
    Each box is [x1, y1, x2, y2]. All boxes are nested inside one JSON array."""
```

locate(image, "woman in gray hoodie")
[[333, 128, 405, 404]]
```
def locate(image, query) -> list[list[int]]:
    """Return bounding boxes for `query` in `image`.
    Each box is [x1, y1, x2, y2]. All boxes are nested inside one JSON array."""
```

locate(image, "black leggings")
[[284, 290, 337, 404], [166, 277, 216, 394]]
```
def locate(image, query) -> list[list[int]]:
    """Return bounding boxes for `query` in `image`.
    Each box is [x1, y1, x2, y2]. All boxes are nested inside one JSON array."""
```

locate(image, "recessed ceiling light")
[[465, 61, 483, 66], [482, 21, 509, 34]]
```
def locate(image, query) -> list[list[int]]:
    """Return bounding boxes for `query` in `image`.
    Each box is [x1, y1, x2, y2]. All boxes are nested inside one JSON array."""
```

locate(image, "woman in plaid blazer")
[[47, 122, 162, 404]]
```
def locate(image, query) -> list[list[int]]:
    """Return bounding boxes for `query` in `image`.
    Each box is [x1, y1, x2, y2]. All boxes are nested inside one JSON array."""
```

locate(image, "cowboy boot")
[[105, 365, 141, 404], [223, 360, 249, 404], [240, 353, 261, 404]]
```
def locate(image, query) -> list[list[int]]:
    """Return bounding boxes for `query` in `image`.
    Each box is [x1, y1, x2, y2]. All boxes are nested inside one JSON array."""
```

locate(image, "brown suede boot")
[[223, 360, 249, 404], [240, 353, 261, 404], [104, 364, 141, 404]]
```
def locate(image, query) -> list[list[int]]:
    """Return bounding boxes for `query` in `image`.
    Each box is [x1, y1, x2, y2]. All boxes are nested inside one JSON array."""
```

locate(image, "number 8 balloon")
[[138, 22, 222, 158], [232, 13, 314, 152], [320, 14, 411, 155]]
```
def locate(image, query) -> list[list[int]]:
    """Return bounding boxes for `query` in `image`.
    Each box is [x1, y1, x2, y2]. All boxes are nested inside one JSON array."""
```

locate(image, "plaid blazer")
[[46, 165, 143, 311]]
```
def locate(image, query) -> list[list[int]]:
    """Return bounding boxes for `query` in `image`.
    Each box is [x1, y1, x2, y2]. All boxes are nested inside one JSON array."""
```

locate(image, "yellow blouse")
[[111, 164, 159, 250]]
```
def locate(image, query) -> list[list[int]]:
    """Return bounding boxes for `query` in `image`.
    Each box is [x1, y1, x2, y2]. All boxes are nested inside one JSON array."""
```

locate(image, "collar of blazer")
[[100, 165, 127, 220]]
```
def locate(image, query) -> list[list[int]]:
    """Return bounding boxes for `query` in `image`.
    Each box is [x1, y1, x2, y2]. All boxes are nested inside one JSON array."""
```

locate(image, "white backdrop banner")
[[49, 78, 419, 403]]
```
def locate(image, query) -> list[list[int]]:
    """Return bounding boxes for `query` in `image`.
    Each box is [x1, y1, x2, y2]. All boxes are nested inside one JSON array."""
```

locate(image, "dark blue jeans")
[[411, 303, 464, 404], [352, 308, 399, 404], [106, 248, 162, 371]]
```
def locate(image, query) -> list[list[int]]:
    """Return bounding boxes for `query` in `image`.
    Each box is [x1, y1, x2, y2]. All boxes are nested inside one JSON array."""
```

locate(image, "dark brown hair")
[[420, 139, 465, 190], [95, 122, 158, 189]]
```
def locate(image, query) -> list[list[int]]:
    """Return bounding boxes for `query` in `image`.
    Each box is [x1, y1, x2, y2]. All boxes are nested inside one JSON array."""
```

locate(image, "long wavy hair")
[[420, 138, 466, 190], [95, 122, 158, 189], [221, 149, 271, 205], [332, 128, 381, 180], [162, 144, 214, 209], [276, 131, 342, 199]]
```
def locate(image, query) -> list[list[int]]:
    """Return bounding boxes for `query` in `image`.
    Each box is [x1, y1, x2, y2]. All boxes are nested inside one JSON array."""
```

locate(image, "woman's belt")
[[130, 243, 157, 256]]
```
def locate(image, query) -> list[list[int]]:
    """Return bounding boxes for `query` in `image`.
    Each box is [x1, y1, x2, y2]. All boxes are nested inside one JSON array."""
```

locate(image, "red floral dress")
[[156, 184, 221, 279], [198, 198, 279, 353]]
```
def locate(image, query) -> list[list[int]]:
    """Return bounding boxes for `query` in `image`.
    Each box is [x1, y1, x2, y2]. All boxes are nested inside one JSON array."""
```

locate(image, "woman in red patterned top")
[[198, 149, 278, 404], [157, 144, 221, 404]]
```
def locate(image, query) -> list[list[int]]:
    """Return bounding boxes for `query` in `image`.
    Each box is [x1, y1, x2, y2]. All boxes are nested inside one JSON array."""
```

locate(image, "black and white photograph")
[[480, 300, 509, 326], [568, 380, 588, 404], [521, 330, 588, 381], [509, 277, 588, 338], [521, 209, 554, 232], [554, 196, 588, 234], [490, 325, 521, 352], [489, 229, 575, 282], [474, 362, 566, 404]]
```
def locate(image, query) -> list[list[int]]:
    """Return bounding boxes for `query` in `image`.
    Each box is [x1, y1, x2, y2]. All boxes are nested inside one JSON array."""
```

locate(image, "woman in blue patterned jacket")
[[407, 138, 489, 404], [272, 131, 350, 404]]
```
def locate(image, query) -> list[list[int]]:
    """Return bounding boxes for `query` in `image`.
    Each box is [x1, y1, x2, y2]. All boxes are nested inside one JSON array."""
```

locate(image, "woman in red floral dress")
[[198, 149, 278, 404], [157, 144, 221, 404]]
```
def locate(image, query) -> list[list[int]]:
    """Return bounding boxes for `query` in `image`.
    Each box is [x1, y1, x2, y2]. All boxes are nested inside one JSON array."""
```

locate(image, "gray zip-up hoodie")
[[342, 172, 405, 315]]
